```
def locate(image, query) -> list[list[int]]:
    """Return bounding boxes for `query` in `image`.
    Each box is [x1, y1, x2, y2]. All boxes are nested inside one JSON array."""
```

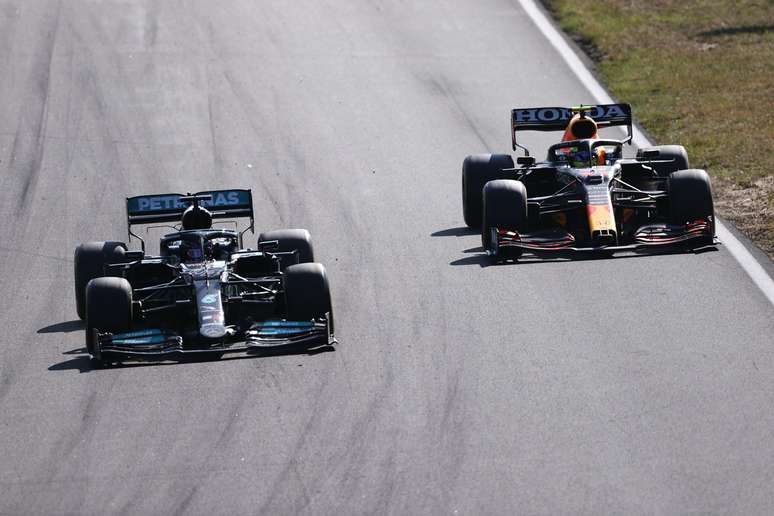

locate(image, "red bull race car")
[[73, 189, 334, 364], [461, 103, 716, 262]]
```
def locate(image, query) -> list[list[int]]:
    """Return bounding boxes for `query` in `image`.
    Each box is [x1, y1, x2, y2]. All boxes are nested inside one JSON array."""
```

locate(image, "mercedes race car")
[[461, 103, 716, 262], [73, 189, 334, 364]]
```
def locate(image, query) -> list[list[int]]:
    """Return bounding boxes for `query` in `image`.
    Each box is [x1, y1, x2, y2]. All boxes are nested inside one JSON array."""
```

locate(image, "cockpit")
[[160, 230, 238, 264], [547, 139, 623, 168]]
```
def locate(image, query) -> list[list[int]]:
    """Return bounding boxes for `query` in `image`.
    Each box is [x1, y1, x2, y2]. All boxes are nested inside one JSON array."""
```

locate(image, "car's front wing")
[[490, 219, 715, 258], [94, 316, 334, 361]]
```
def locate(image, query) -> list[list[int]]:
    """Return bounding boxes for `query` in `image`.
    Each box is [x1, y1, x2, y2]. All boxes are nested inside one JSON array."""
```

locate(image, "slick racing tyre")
[[637, 145, 689, 176], [85, 277, 133, 358], [482, 179, 528, 257], [258, 229, 314, 265], [668, 169, 715, 245], [284, 263, 333, 332], [74, 241, 127, 320], [462, 154, 515, 229]]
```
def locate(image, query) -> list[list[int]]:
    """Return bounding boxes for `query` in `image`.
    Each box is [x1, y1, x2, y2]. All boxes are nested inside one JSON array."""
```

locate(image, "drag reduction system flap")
[[510, 103, 632, 152]]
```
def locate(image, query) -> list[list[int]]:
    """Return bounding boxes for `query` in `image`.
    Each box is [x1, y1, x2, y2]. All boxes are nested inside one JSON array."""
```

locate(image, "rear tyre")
[[74, 241, 127, 320], [85, 277, 132, 358], [462, 154, 515, 229], [482, 179, 528, 257], [258, 229, 314, 265], [637, 145, 689, 176], [284, 263, 333, 332], [668, 169, 715, 245]]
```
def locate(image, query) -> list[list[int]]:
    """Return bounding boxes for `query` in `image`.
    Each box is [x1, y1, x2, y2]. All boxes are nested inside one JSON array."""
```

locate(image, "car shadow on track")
[[451, 247, 719, 267], [435, 224, 720, 267], [37, 320, 84, 334], [433, 226, 570, 267], [46, 332, 335, 373], [48, 346, 336, 373], [448, 253, 583, 267], [432, 226, 490, 267], [430, 226, 478, 237]]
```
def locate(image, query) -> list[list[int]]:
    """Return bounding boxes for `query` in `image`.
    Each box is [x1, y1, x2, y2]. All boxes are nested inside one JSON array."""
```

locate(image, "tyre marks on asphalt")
[[7, 2, 61, 209]]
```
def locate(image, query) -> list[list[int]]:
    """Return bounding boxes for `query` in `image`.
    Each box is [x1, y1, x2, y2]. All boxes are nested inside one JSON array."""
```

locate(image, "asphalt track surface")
[[1, 1, 773, 514]]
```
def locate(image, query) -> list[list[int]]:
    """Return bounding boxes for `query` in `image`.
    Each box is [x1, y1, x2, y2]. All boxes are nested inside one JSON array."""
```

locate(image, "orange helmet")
[[562, 114, 598, 141], [594, 147, 606, 166]]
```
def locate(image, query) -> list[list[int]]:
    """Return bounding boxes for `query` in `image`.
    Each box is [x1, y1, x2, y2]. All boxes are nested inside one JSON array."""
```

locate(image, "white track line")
[[518, 0, 774, 307]]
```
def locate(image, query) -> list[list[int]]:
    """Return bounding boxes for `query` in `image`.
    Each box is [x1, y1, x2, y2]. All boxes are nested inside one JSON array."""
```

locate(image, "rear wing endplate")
[[125, 189, 254, 250], [510, 103, 632, 154]]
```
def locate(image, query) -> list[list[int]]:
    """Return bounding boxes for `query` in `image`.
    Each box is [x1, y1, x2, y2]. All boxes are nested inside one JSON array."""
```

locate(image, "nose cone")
[[195, 279, 226, 339]]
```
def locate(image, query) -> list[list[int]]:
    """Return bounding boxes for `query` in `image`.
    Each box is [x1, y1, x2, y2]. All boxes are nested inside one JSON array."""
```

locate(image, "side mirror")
[[258, 239, 280, 252], [642, 149, 659, 159], [517, 156, 536, 166]]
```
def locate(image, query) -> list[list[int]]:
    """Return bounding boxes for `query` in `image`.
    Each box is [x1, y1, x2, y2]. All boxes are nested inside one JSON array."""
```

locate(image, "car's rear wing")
[[125, 189, 254, 250], [511, 103, 632, 154]]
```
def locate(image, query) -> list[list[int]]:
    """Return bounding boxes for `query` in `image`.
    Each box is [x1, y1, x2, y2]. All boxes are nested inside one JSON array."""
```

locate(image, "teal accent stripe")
[[250, 320, 315, 337], [111, 329, 168, 346], [254, 328, 312, 336], [259, 320, 314, 328], [111, 335, 167, 345], [112, 329, 164, 339]]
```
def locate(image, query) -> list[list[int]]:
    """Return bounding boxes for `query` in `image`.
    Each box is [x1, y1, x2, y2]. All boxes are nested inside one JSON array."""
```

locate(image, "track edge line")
[[517, 0, 774, 307]]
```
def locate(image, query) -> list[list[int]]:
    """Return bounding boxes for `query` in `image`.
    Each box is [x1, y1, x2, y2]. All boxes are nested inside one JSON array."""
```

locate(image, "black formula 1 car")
[[461, 103, 716, 262], [73, 189, 334, 364]]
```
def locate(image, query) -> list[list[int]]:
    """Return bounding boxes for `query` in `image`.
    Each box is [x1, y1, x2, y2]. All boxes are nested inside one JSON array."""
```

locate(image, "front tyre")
[[482, 179, 528, 258], [668, 169, 715, 246], [284, 263, 333, 332], [85, 277, 133, 359], [462, 154, 515, 229]]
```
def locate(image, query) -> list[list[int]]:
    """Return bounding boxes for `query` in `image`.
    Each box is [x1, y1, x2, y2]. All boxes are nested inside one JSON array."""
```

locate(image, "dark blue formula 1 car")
[[73, 189, 334, 364], [462, 103, 716, 262]]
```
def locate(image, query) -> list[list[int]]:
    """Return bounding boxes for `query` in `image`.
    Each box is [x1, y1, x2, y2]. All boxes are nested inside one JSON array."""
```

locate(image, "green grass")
[[542, 0, 774, 257]]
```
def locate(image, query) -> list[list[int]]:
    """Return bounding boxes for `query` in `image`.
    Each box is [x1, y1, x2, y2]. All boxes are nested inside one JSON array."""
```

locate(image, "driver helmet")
[[562, 113, 598, 141], [594, 147, 606, 166], [182, 205, 213, 230], [566, 146, 591, 167]]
